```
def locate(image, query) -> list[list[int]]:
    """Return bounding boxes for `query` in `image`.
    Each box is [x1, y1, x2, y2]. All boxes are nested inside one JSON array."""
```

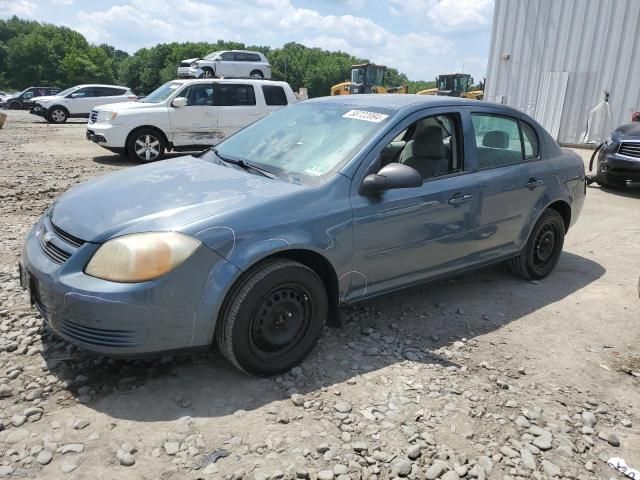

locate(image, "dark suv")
[[1, 87, 61, 109]]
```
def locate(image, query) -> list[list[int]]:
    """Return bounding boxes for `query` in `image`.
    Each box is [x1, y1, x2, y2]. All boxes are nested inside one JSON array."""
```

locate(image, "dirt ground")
[[0, 110, 639, 480]]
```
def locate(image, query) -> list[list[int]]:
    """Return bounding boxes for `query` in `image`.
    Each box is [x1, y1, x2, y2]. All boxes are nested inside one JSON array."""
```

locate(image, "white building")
[[484, 0, 640, 144]]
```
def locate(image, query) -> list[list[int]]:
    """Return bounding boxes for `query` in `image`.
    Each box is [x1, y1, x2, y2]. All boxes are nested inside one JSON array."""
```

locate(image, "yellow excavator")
[[330, 64, 408, 95], [418, 73, 484, 100]]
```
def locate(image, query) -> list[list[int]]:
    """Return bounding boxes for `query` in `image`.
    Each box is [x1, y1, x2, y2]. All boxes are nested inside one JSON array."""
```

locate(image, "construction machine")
[[330, 64, 408, 95], [417, 73, 484, 100]]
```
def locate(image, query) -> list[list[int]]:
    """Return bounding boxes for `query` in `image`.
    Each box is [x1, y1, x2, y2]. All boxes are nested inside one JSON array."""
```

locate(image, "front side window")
[[471, 113, 524, 169], [220, 52, 235, 61], [22, 91, 34, 99], [181, 84, 214, 106], [70, 88, 96, 98], [214, 84, 255, 106], [209, 102, 392, 184], [262, 85, 287, 106], [379, 113, 462, 180], [204, 51, 222, 60]]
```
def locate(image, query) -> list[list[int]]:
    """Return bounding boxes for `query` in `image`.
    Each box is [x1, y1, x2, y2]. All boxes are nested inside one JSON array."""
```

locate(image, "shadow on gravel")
[[40, 251, 605, 421], [92, 152, 193, 167]]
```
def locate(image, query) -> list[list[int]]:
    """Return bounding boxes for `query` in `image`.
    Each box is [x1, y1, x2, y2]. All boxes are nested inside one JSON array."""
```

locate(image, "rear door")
[[168, 82, 219, 146], [215, 83, 261, 140], [261, 85, 289, 113], [469, 112, 550, 258]]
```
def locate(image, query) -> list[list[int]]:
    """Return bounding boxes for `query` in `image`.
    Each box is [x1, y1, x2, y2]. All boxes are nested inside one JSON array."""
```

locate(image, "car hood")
[[32, 95, 60, 103], [182, 57, 201, 64], [51, 156, 305, 243], [612, 123, 640, 140], [94, 101, 157, 112]]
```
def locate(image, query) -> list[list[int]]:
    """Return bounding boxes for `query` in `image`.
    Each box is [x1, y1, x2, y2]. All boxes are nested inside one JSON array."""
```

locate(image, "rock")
[[407, 444, 421, 459], [61, 460, 78, 473], [117, 451, 136, 466], [23, 407, 43, 417], [581, 411, 597, 427], [25, 387, 43, 401], [520, 449, 536, 470], [202, 464, 219, 475], [442, 471, 460, 480], [61, 443, 84, 454], [425, 463, 445, 480], [335, 401, 352, 413], [334, 465, 348, 475], [598, 432, 620, 447], [515, 416, 531, 428], [73, 418, 90, 430], [0, 384, 13, 398], [291, 394, 304, 406], [37, 449, 53, 465], [390, 458, 413, 477], [11, 414, 26, 427], [556, 445, 572, 457], [352, 442, 368, 453], [164, 441, 180, 455], [585, 461, 594, 472], [542, 460, 560, 477], [532, 436, 552, 450], [0, 466, 14, 476], [318, 470, 335, 480], [621, 418, 632, 428], [477, 456, 493, 475], [500, 446, 518, 458]]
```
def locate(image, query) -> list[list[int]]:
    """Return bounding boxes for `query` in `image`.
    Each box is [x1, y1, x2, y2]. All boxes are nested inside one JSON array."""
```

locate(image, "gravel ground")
[[0, 110, 639, 480]]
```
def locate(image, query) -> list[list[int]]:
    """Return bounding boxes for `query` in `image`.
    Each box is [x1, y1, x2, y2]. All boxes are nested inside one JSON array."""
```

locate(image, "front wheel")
[[510, 209, 565, 280], [216, 259, 328, 376], [47, 107, 68, 124], [127, 129, 165, 163]]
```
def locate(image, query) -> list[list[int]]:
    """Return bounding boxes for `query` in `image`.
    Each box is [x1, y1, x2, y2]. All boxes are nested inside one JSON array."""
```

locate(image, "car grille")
[[59, 320, 145, 348], [38, 217, 86, 264], [89, 110, 98, 124], [618, 142, 640, 159], [180, 61, 191, 67]]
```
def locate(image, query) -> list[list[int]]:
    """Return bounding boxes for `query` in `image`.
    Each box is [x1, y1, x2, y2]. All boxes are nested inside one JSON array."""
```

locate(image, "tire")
[[510, 209, 565, 280], [127, 128, 165, 163], [47, 107, 68, 124], [216, 259, 328, 376], [250, 70, 264, 78], [9, 101, 21, 110]]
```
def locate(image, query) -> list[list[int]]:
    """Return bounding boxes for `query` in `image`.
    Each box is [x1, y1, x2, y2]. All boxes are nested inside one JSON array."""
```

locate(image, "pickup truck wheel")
[[250, 70, 264, 78], [510, 209, 565, 280], [47, 107, 68, 124], [127, 129, 165, 163], [216, 259, 327, 376]]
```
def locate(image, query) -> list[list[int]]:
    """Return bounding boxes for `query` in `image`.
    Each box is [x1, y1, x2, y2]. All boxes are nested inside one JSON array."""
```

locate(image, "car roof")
[[305, 94, 520, 114], [173, 78, 288, 87], [70, 84, 131, 89]]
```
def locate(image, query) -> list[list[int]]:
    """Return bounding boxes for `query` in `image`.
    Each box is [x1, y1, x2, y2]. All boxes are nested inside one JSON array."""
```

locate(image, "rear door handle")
[[448, 193, 473, 206], [526, 178, 545, 189]]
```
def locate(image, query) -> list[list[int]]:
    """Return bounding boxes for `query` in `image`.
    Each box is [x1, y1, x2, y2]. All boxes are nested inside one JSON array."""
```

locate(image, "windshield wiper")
[[212, 149, 278, 180]]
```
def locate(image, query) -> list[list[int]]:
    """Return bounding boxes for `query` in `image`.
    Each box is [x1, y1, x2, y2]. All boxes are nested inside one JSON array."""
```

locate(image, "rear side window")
[[520, 121, 539, 158], [96, 87, 126, 96], [471, 114, 524, 169], [262, 85, 287, 106], [248, 53, 261, 62], [214, 84, 256, 106]]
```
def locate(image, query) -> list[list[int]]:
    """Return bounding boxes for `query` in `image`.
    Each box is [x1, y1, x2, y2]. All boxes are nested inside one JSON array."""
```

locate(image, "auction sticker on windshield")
[[342, 110, 389, 123]]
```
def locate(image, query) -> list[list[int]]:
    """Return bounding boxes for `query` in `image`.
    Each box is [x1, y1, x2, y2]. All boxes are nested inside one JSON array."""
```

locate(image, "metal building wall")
[[484, 0, 640, 144]]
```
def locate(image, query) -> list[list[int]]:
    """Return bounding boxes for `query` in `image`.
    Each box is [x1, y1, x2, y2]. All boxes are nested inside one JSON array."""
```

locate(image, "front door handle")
[[448, 193, 473, 206], [526, 178, 545, 189]]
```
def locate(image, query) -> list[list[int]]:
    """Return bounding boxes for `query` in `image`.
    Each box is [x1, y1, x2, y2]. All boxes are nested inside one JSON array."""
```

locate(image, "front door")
[[215, 52, 236, 77], [67, 87, 98, 115], [215, 83, 261, 141], [168, 82, 219, 146], [349, 112, 479, 299]]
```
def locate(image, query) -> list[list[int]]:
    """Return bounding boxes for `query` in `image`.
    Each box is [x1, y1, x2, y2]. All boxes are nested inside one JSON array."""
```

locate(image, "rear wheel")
[[250, 70, 264, 78], [510, 209, 565, 280], [127, 128, 165, 163], [47, 107, 68, 124], [216, 259, 327, 376]]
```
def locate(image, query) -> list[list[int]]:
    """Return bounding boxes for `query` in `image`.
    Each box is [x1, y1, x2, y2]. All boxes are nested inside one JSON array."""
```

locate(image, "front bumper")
[[85, 123, 128, 150], [177, 66, 202, 78], [599, 149, 640, 181], [21, 214, 232, 356], [29, 104, 46, 117]]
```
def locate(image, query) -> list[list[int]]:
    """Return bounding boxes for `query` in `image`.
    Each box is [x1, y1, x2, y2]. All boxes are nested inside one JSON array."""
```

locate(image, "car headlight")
[[190, 62, 199, 68], [85, 232, 201, 282], [96, 110, 117, 122]]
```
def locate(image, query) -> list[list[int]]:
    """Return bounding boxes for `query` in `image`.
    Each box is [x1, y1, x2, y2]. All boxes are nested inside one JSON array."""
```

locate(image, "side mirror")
[[360, 163, 423, 195], [172, 97, 188, 108]]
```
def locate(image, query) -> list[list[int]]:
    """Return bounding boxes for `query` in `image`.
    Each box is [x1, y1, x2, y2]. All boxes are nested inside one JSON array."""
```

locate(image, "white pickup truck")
[[86, 78, 296, 162]]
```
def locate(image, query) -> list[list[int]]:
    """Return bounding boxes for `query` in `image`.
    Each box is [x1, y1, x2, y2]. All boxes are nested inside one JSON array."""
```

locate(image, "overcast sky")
[[1, 0, 495, 82]]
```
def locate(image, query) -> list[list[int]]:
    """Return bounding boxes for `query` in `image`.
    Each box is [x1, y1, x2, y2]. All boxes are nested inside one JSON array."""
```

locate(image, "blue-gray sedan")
[[20, 95, 586, 375]]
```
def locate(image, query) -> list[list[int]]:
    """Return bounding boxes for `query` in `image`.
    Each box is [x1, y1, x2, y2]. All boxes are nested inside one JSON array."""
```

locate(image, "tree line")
[[0, 16, 435, 97]]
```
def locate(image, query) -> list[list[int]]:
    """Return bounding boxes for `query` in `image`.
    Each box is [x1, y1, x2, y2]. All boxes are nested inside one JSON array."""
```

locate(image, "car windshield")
[[57, 86, 78, 97], [207, 102, 392, 185], [141, 81, 182, 103], [204, 51, 222, 60]]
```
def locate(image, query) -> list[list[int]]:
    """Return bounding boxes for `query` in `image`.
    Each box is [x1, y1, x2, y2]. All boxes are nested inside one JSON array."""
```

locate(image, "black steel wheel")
[[510, 209, 565, 280], [216, 259, 327, 376]]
